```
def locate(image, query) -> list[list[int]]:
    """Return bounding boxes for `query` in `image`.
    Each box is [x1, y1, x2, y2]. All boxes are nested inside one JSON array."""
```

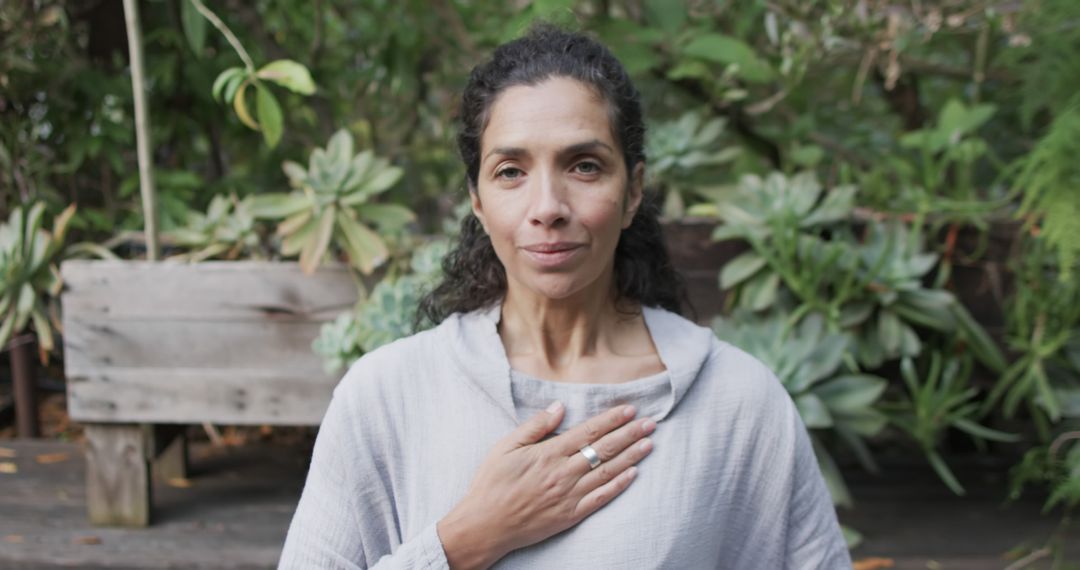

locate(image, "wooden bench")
[[61, 260, 357, 526]]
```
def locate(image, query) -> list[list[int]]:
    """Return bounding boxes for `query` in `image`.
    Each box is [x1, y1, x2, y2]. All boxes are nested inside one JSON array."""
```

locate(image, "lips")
[[521, 242, 584, 267]]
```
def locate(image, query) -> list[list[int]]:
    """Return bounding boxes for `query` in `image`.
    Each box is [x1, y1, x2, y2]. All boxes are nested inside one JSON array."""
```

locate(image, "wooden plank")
[[60, 260, 360, 322], [63, 318, 331, 374], [84, 424, 152, 527], [67, 368, 336, 424]]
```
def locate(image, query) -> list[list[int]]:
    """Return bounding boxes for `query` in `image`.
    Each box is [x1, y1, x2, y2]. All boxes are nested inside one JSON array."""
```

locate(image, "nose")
[[528, 170, 570, 228]]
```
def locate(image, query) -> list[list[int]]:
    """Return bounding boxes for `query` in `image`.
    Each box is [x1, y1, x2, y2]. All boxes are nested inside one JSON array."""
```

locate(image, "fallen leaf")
[[3, 535, 23, 544], [73, 536, 101, 545], [0, 462, 16, 474], [853, 558, 895, 570], [167, 477, 193, 488], [35, 452, 69, 464], [0, 447, 15, 458]]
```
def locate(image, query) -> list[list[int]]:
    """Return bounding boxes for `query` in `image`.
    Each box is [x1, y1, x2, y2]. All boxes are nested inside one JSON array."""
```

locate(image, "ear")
[[622, 162, 645, 229], [469, 185, 488, 233]]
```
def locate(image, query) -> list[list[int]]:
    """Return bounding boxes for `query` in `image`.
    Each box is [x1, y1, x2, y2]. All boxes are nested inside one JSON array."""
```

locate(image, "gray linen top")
[[279, 303, 852, 569]]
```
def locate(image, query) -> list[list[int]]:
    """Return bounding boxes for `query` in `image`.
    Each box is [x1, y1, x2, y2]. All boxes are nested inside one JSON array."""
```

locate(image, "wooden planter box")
[[61, 260, 357, 526]]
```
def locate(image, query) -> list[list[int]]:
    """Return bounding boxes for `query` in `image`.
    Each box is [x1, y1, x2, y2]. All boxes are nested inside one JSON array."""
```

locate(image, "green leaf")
[[719, 251, 767, 289], [645, 0, 686, 34], [30, 307, 53, 352], [336, 210, 389, 274], [212, 68, 244, 102], [180, 0, 207, 56], [256, 60, 316, 95], [795, 393, 833, 428], [256, 84, 283, 148], [355, 204, 416, 232], [248, 193, 310, 219], [681, 33, 776, 83], [816, 375, 887, 414], [927, 451, 966, 495], [952, 418, 1020, 443]]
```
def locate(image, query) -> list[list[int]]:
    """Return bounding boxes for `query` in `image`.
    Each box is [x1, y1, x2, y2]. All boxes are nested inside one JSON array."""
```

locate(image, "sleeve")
[[278, 378, 451, 570], [783, 402, 853, 570]]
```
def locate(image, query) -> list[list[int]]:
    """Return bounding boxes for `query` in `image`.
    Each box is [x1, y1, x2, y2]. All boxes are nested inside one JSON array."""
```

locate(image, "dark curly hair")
[[417, 24, 688, 326]]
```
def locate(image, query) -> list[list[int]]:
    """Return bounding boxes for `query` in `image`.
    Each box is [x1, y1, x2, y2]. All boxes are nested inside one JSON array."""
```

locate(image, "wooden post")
[[84, 424, 152, 526], [122, 0, 159, 261], [8, 334, 39, 438]]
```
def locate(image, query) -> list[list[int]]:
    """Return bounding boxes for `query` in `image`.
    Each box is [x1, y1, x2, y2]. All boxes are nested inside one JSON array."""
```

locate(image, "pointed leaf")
[[719, 251, 767, 289], [256, 84, 283, 148], [336, 211, 388, 274], [233, 81, 258, 130], [300, 206, 336, 274], [180, 0, 207, 55], [248, 193, 310, 219]]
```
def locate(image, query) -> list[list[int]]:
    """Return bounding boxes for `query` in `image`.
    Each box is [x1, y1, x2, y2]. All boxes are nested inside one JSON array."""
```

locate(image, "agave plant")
[[882, 352, 1019, 495], [646, 110, 740, 217], [712, 311, 888, 508], [0, 202, 75, 357], [845, 221, 1005, 371], [248, 129, 414, 274], [699, 171, 860, 313], [313, 238, 450, 374], [166, 194, 264, 262]]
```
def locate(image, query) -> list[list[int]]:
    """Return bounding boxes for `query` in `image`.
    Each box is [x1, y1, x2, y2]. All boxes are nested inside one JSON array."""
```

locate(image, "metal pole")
[[122, 0, 160, 261]]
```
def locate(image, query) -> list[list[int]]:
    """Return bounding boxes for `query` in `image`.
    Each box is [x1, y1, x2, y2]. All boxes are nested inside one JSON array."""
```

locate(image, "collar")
[[443, 300, 716, 424]]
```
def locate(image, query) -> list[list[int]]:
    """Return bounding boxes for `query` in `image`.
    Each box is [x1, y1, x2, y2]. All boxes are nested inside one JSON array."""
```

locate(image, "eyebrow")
[[482, 139, 616, 164]]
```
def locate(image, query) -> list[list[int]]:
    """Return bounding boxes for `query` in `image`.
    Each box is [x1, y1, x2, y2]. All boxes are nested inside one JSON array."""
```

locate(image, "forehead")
[[481, 77, 617, 155]]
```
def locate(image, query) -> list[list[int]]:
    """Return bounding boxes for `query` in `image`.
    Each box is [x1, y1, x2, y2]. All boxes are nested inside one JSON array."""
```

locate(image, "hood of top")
[[442, 300, 717, 424]]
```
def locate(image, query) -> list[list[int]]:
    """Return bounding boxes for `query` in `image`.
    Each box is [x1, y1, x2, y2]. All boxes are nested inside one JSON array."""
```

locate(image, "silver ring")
[[579, 445, 601, 469]]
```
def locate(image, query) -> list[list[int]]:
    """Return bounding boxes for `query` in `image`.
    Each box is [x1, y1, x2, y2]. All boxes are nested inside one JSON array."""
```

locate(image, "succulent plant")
[[248, 129, 414, 274], [882, 352, 1019, 495], [0, 202, 75, 357], [313, 238, 450, 374], [646, 110, 740, 217], [713, 311, 887, 508], [167, 194, 263, 261]]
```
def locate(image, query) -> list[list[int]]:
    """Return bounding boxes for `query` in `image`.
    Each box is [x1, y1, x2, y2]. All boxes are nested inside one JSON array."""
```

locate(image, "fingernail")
[[641, 419, 656, 433], [546, 401, 563, 414], [623, 405, 636, 418], [638, 439, 652, 452]]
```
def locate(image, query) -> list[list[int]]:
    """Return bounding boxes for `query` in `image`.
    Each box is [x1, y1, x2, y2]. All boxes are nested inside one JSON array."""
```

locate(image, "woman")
[[280, 25, 850, 569]]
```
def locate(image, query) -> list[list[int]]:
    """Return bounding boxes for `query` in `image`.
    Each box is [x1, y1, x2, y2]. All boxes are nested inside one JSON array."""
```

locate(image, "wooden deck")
[[1, 438, 1077, 569]]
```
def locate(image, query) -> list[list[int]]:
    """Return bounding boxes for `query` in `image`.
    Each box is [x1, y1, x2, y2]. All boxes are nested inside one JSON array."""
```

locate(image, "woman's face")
[[471, 77, 644, 303]]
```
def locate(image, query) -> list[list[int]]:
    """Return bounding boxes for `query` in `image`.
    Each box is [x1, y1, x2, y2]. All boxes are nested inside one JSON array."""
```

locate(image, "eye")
[[573, 161, 601, 175], [495, 166, 524, 180]]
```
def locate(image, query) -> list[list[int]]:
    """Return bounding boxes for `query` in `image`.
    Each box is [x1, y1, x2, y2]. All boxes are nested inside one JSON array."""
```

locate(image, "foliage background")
[[3, 0, 1080, 552]]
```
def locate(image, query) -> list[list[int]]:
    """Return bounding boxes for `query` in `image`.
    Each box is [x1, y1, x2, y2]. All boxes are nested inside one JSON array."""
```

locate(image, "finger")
[[569, 416, 655, 475], [505, 401, 565, 449], [573, 465, 638, 521], [554, 404, 637, 456], [574, 435, 652, 494]]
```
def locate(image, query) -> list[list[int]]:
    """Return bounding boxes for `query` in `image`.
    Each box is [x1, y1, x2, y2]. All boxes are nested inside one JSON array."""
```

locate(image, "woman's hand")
[[436, 402, 656, 569]]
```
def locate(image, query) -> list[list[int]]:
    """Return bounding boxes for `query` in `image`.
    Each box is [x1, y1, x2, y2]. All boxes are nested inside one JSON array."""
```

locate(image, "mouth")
[[521, 242, 584, 267]]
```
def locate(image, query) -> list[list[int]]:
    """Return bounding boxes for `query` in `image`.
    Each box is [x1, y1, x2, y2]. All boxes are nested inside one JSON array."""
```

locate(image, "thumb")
[[511, 401, 564, 447]]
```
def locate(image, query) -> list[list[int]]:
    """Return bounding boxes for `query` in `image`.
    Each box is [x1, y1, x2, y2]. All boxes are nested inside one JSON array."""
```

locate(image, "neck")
[[498, 271, 636, 376]]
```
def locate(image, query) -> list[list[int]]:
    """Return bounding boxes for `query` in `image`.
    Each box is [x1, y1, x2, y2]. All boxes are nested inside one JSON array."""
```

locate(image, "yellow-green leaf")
[[233, 81, 259, 130], [30, 308, 53, 352], [300, 206, 336, 274], [256, 60, 316, 95]]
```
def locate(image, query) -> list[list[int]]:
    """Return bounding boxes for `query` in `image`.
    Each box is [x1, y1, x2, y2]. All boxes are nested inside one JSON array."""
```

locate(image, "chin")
[[515, 271, 597, 301]]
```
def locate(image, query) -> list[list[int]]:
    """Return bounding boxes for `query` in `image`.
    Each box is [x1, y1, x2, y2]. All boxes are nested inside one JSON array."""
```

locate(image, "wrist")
[[437, 508, 504, 570]]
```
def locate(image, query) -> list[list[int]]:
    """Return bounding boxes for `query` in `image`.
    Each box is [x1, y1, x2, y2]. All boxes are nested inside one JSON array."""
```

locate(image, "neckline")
[[509, 367, 671, 388]]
